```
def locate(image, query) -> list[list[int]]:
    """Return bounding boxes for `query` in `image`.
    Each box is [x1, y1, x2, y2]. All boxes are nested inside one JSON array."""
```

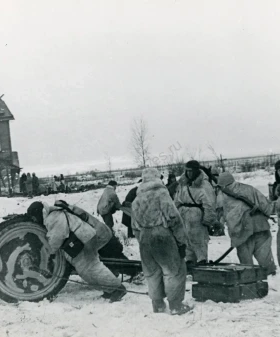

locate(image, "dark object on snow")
[[192, 263, 268, 303], [100, 258, 142, 278]]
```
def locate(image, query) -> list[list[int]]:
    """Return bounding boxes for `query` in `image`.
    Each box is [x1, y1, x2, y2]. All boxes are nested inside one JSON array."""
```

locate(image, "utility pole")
[[220, 154, 227, 172]]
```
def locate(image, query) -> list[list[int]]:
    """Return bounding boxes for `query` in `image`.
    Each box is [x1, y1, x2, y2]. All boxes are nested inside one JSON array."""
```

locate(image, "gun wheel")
[[0, 216, 72, 303]]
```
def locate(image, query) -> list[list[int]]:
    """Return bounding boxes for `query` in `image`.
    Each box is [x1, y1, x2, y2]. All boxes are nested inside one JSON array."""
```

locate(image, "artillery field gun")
[[0, 214, 142, 303], [0, 213, 269, 304]]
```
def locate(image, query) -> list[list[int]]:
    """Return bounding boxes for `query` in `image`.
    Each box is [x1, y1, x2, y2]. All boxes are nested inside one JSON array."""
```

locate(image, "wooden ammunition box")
[[191, 264, 268, 303]]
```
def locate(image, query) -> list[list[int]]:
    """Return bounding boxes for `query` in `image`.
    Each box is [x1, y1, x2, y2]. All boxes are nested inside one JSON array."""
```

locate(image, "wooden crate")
[[192, 264, 267, 286], [192, 281, 268, 303], [191, 264, 268, 303]]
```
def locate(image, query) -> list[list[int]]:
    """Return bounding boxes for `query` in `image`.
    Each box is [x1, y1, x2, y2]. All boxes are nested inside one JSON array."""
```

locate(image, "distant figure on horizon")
[[52, 176, 59, 194], [59, 174, 66, 192], [26, 173, 33, 198], [32, 173, 40, 196], [19, 173, 27, 196]]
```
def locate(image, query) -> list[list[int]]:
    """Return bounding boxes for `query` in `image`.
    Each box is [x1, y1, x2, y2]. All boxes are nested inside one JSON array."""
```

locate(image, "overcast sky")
[[1, 1, 280, 175]]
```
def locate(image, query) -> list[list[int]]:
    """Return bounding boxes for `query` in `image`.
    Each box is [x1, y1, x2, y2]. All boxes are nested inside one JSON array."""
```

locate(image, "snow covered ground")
[[0, 170, 279, 337]]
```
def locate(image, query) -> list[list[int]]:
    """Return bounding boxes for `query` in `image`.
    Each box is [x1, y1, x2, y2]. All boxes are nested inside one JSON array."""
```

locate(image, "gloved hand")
[[202, 221, 215, 235], [178, 244, 186, 259], [207, 226, 214, 236], [208, 221, 224, 236]]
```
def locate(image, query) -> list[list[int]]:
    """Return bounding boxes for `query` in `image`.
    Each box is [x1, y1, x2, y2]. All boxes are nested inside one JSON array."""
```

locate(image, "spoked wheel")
[[0, 216, 72, 303]]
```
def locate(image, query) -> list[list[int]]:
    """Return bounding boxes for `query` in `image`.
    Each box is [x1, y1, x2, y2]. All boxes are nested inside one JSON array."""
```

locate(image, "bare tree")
[[130, 117, 150, 168], [185, 146, 204, 162], [166, 153, 186, 176], [104, 153, 112, 174], [208, 144, 226, 172]]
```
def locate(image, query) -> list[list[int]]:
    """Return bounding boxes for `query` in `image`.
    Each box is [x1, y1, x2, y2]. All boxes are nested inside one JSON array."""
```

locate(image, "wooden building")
[[0, 96, 20, 194]]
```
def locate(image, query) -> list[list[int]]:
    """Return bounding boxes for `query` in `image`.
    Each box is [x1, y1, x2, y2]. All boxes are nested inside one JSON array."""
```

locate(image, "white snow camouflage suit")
[[219, 181, 276, 275], [43, 202, 122, 293], [132, 168, 188, 310], [174, 170, 217, 263]]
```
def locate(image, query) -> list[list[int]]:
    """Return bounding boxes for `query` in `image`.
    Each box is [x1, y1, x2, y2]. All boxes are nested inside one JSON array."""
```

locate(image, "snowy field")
[[0, 170, 279, 337]]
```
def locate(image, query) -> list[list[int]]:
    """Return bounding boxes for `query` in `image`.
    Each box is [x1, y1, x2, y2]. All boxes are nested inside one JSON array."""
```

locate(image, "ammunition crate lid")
[[192, 263, 267, 286]]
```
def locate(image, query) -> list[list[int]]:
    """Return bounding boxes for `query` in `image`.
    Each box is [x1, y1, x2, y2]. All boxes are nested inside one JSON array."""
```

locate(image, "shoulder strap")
[[187, 185, 201, 207], [55, 200, 89, 222], [221, 187, 274, 221]]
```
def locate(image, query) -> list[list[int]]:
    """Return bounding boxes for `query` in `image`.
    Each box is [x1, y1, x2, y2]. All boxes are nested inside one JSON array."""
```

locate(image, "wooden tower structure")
[[0, 95, 20, 195]]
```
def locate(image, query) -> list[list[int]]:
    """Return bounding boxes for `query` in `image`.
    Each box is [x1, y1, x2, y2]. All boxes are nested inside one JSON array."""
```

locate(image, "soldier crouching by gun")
[[27, 201, 127, 302]]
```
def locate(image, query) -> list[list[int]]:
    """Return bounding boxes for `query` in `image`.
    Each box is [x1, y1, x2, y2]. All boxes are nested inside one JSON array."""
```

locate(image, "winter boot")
[[169, 301, 192, 316], [152, 299, 166, 313], [109, 284, 127, 303], [101, 292, 111, 299]]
